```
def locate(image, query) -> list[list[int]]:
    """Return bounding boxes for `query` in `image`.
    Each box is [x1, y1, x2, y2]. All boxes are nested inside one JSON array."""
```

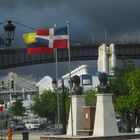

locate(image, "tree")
[[109, 59, 135, 96], [32, 89, 98, 123], [9, 99, 25, 117], [109, 59, 140, 132], [31, 90, 70, 122], [32, 91, 57, 122]]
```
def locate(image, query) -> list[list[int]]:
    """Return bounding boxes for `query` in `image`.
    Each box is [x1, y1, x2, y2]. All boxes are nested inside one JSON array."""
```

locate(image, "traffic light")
[[0, 80, 4, 91], [10, 80, 14, 90]]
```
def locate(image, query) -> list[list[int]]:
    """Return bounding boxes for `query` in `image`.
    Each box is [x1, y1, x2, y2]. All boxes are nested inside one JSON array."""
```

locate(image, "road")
[[1, 130, 46, 140]]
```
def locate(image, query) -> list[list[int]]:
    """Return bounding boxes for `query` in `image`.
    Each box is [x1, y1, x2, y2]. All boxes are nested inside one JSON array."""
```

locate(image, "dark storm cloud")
[[0, 0, 140, 79], [1, 0, 140, 43], [0, 0, 19, 9]]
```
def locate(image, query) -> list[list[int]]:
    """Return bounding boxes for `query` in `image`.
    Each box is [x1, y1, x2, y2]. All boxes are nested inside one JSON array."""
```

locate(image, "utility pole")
[[62, 79, 66, 134]]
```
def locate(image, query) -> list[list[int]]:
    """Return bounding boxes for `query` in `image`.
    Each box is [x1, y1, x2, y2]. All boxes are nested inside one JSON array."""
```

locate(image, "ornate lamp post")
[[52, 78, 67, 134], [0, 20, 16, 47], [52, 78, 60, 133]]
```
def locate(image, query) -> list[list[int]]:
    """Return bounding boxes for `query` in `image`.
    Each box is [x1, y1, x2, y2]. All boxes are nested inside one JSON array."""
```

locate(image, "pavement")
[[1, 130, 44, 140], [12, 133, 41, 140]]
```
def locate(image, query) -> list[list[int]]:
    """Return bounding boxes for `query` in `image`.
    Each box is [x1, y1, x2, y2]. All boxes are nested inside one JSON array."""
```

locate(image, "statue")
[[71, 75, 83, 95], [97, 72, 109, 93]]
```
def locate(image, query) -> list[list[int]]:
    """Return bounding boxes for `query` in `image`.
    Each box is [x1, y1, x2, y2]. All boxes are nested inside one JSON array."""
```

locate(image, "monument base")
[[67, 95, 85, 136], [93, 93, 119, 136], [41, 133, 140, 140]]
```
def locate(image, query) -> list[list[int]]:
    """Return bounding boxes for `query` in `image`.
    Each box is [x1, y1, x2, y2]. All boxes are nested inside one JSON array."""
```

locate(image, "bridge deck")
[[0, 44, 140, 69]]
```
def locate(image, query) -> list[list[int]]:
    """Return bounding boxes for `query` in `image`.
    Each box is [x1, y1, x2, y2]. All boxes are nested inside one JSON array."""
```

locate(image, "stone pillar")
[[93, 94, 119, 136], [108, 43, 116, 75], [98, 44, 108, 74], [67, 95, 85, 136], [97, 43, 116, 75]]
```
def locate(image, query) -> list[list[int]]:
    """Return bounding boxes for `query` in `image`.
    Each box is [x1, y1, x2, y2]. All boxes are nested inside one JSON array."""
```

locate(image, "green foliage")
[[59, 91, 70, 117], [32, 90, 57, 121], [9, 100, 25, 117], [109, 59, 135, 96], [32, 89, 98, 122], [32, 90, 70, 121], [109, 59, 140, 132], [115, 67, 140, 113], [83, 90, 97, 106]]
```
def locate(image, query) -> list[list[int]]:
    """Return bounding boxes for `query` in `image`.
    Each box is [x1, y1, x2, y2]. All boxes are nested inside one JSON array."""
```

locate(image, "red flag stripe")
[[53, 39, 68, 49], [36, 29, 50, 36], [27, 47, 54, 54]]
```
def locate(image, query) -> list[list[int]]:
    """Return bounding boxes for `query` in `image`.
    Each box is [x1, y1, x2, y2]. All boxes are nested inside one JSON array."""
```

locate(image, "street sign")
[[81, 74, 92, 85]]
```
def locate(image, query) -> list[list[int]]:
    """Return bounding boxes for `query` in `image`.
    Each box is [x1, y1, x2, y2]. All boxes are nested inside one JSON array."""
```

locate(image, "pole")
[[53, 24, 60, 133], [0, 112, 2, 140], [104, 28, 108, 44], [62, 79, 66, 134], [55, 48, 60, 133], [67, 21, 73, 136]]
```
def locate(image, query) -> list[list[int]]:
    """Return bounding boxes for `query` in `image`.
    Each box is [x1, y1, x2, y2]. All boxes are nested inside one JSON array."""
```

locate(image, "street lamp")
[[52, 78, 67, 134], [0, 20, 16, 47], [52, 78, 60, 133], [61, 79, 66, 134]]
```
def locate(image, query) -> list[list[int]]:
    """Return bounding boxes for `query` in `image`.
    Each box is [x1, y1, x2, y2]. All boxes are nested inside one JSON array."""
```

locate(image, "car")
[[14, 122, 25, 131], [25, 121, 40, 130]]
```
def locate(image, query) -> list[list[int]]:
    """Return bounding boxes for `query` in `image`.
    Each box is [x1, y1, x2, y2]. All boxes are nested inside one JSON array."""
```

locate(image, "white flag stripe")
[[36, 35, 68, 40], [35, 28, 68, 48], [49, 28, 54, 48], [54, 35, 69, 40]]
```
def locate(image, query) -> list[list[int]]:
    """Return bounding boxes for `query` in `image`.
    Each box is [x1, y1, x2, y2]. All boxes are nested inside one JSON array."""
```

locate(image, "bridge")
[[0, 44, 140, 69]]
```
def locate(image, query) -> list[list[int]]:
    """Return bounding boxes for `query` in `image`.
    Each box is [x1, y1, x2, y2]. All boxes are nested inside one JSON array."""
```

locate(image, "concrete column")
[[67, 95, 85, 136], [108, 43, 116, 75], [97, 44, 108, 74], [93, 94, 119, 136]]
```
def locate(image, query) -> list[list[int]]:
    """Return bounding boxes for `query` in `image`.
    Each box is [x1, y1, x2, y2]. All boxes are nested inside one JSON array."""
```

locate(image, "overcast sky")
[[0, 0, 140, 80]]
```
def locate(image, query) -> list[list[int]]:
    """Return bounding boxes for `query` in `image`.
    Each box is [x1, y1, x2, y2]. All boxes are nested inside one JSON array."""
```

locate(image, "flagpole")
[[67, 21, 73, 136], [54, 23, 60, 134], [54, 48, 60, 133]]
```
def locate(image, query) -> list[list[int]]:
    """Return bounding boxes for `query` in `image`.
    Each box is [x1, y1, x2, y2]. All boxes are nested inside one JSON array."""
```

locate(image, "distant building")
[[37, 65, 99, 92], [62, 65, 94, 90], [36, 76, 53, 93]]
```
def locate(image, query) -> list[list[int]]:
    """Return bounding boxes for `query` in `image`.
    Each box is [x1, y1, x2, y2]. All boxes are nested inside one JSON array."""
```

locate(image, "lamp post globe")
[[4, 20, 16, 46]]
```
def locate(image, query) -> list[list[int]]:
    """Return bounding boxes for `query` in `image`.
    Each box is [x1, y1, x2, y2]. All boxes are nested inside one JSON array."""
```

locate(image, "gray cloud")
[[1, 0, 140, 44], [0, 0, 140, 78]]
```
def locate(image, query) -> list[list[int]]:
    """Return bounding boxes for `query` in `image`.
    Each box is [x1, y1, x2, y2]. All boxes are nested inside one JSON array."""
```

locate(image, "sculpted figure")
[[71, 75, 83, 95], [97, 72, 109, 93]]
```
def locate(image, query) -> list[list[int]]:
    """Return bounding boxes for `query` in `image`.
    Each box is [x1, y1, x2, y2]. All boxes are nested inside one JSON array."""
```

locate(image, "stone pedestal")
[[93, 94, 118, 136], [67, 95, 85, 136]]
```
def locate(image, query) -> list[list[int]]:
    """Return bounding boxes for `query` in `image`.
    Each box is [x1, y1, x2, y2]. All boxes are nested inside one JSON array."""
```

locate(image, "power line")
[[13, 21, 36, 30], [0, 20, 89, 45]]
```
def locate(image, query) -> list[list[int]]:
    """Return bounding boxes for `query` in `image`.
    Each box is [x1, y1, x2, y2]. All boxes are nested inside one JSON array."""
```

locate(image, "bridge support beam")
[[97, 43, 116, 75]]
